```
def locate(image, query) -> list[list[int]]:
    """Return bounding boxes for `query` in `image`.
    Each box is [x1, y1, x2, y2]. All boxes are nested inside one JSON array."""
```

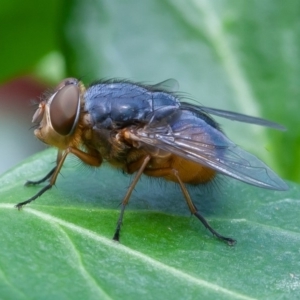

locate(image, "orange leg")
[[16, 147, 102, 209], [126, 155, 150, 174], [25, 150, 63, 186], [145, 165, 235, 245], [171, 169, 236, 245], [113, 155, 151, 241]]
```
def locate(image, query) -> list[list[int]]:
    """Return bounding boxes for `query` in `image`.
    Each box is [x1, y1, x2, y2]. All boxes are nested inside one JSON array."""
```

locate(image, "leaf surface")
[[0, 149, 299, 299]]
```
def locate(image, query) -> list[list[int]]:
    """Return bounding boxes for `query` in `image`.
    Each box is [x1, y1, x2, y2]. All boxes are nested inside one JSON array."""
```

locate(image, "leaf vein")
[[55, 224, 113, 300], [0, 203, 256, 300]]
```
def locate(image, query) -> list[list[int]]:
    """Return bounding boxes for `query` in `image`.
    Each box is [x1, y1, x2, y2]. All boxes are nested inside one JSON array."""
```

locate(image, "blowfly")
[[15, 78, 288, 245]]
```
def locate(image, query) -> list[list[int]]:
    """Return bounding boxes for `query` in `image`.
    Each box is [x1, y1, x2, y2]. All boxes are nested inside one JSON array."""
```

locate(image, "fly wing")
[[130, 110, 288, 191], [150, 79, 179, 93], [180, 102, 286, 131]]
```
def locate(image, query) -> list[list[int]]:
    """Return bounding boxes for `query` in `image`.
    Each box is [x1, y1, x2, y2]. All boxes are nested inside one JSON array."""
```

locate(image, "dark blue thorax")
[[84, 81, 180, 129]]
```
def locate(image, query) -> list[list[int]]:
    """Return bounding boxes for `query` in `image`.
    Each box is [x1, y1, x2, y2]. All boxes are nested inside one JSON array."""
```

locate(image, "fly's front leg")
[[113, 155, 151, 241], [25, 151, 63, 186], [16, 147, 102, 209], [24, 167, 56, 186], [172, 170, 236, 246]]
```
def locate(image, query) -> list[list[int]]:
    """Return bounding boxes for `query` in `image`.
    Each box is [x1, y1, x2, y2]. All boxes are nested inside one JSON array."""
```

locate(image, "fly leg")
[[24, 151, 63, 186], [113, 155, 151, 241], [25, 167, 56, 186], [16, 147, 102, 209], [172, 170, 236, 245]]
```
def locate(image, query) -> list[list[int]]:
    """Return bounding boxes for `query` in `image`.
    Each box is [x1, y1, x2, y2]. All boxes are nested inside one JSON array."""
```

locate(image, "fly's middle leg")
[[113, 155, 151, 241]]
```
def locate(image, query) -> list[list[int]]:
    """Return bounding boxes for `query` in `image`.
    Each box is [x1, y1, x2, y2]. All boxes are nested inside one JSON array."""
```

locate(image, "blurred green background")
[[0, 0, 299, 182]]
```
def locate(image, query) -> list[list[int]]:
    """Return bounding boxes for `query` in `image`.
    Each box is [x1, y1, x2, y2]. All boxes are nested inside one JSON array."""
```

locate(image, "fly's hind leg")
[[172, 169, 236, 246], [113, 155, 151, 241]]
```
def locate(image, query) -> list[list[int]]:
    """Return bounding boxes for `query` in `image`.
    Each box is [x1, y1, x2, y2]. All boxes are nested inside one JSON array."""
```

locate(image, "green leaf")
[[61, 0, 300, 182], [0, 149, 299, 299]]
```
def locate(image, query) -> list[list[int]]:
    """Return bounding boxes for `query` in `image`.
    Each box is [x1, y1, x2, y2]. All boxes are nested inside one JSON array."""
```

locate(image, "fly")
[[15, 78, 289, 245]]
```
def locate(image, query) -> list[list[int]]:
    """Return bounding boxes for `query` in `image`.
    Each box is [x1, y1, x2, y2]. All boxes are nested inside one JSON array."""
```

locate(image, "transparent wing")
[[150, 79, 179, 93], [181, 102, 286, 131], [129, 110, 288, 191]]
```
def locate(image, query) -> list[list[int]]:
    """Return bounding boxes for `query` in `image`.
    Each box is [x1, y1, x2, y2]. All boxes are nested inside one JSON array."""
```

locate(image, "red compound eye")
[[50, 80, 80, 136]]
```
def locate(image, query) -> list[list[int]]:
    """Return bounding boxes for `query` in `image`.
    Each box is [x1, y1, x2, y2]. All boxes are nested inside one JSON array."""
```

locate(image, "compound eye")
[[50, 84, 80, 136], [55, 77, 79, 91]]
